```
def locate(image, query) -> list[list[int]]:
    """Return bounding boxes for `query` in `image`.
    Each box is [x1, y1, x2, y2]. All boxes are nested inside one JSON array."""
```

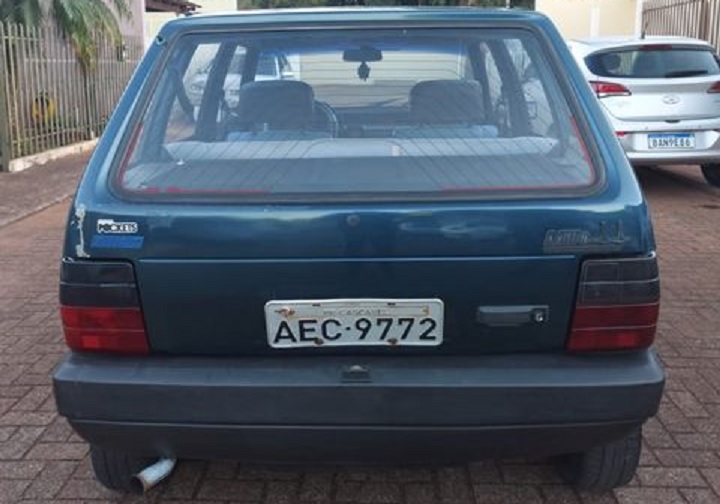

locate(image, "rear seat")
[[394, 80, 499, 139]]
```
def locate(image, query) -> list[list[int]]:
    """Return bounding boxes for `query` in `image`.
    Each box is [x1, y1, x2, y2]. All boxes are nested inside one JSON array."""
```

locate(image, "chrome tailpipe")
[[132, 457, 176, 493]]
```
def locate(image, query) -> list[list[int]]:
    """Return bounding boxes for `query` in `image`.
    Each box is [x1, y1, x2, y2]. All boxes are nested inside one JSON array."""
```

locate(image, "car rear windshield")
[[116, 28, 597, 201], [585, 45, 720, 79]]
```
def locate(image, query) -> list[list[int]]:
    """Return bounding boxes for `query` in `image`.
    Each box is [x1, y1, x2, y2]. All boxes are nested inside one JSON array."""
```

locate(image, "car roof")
[[159, 7, 550, 35], [568, 36, 713, 55]]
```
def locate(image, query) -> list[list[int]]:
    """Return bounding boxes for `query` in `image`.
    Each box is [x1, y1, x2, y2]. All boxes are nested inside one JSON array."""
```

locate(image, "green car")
[[54, 7, 664, 494]]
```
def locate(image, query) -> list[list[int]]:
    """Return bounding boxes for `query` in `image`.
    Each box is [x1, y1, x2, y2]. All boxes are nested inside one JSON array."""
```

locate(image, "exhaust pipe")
[[132, 457, 176, 493]]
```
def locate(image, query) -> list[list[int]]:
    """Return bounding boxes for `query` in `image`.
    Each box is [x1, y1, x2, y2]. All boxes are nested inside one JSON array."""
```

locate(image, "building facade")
[[536, 0, 644, 39]]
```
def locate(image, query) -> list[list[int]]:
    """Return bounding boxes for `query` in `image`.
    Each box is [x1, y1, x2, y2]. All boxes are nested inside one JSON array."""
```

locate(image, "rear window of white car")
[[586, 45, 720, 79], [116, 28, 598, 201]]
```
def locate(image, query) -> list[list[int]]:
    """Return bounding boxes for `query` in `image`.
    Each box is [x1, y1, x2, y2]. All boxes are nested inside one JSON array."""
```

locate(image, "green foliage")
[[0, 0, 43, 26], [0, 0, 130, 70]]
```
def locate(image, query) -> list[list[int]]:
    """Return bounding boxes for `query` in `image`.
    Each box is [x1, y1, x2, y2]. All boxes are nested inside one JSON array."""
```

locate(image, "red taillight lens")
[[572, 304, 659, 328], [639, 44, 673, 51], [567, 326, 657, 352], [61, 306, 145, 331], [568, 304, 659, 352], [59, 261, 149, 355], [590, 81, 632, 98], [61, 307, 149, 354], [567, 255, 660, 353], [708, 82, 720, 93]]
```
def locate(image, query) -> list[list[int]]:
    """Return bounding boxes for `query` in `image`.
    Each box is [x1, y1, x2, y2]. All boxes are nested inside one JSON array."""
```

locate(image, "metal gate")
[[643, 0, 720, 51], [0, 22, 141, 171]]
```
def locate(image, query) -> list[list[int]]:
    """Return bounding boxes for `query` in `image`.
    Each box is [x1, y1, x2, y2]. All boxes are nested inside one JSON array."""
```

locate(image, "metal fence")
[[643, 0, 720, 51], [0, 22, 142, 171]]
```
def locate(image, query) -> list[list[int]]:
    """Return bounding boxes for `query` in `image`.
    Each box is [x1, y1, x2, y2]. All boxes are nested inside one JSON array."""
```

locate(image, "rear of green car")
[[53, 9, 663, 494]]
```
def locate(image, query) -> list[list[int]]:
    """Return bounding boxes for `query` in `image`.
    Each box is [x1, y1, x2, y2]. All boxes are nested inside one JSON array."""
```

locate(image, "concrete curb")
[[0, 193, 74, 229], [8, 139, 97, 173]]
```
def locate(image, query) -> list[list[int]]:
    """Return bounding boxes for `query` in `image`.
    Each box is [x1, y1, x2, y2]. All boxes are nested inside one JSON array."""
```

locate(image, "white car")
[[569, 36, 720, 186]]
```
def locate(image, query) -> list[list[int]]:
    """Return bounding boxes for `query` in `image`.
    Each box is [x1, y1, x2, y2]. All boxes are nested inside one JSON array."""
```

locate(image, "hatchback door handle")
[[476, 305, 549, 327]]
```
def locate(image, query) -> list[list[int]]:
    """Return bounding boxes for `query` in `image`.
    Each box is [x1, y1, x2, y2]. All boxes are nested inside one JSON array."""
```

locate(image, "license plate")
[[648, 133, 695, 150], [265, 299, 444, 348]]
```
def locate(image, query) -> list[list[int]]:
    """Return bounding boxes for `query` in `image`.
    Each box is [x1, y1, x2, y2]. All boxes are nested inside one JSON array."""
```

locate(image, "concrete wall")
[[144, 12, 178, 47], [299, 52, 467, 86], [536, 0, 643, 39], [110, 0, 144, 41]]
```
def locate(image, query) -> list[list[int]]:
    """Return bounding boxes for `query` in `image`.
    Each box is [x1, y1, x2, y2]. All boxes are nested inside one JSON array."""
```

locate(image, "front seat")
[[226, 80, 329, 140]]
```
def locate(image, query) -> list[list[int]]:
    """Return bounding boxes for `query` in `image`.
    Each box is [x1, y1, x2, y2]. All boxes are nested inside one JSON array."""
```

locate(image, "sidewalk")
[[0, 152, 91, 228]]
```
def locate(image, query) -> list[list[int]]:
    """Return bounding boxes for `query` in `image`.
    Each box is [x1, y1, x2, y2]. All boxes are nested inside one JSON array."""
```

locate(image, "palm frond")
[[51, 0, 129, 70], [0, 0, 43, 26]]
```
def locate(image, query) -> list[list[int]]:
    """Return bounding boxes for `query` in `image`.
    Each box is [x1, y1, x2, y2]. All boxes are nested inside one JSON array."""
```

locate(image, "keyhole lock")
[[532, 308, 548, 324]]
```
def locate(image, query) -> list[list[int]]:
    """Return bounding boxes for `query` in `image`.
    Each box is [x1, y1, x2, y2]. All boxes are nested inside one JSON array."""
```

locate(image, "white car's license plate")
[[648, 133, 696, 150], [265, 299, 444, 348]]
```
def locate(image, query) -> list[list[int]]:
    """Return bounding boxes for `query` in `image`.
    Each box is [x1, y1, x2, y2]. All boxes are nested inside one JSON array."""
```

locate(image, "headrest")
[[410, 80, 485, 125], [601, 52, 622, 73], [236, 81, 314, 128]]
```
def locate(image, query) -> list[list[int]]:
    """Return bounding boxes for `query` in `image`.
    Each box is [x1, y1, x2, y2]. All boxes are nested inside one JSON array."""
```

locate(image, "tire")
[[555, 427, 642, 493], [90, 444, 153, 494], [701, 164, 720, 187]]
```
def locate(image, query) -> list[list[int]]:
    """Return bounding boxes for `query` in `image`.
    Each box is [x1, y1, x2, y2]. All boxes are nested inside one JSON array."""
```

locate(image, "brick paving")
[[658, 165, 720, 198], [0, 165, 719, 503], [0, 152, 89, 228]]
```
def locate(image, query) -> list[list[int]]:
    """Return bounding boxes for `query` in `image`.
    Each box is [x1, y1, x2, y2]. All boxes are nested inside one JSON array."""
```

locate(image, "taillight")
[[707, 82, 720, 93], [59, 260, 149, 355], [639, 44, 673, 51], [590, 81, 632, 98], [567, 255, 660, 352]]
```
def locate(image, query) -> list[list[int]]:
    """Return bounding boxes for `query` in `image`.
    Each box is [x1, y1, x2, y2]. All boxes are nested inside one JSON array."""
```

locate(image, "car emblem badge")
[[662, 95, 681, 105], [97, 219, 139, 234]]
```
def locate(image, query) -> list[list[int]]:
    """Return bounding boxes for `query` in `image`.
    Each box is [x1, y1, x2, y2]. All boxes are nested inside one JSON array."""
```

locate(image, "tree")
[[0, 0, 130, 70], [0, 0, 131, 148]]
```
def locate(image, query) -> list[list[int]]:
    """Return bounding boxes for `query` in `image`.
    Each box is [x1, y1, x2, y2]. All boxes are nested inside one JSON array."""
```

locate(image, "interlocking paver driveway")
[[1, 167, 719, 504]]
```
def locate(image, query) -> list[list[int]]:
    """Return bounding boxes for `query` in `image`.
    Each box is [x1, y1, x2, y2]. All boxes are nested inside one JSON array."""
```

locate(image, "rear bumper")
[[54, 351, 664, 461], [607, 116, 720, 165], [625, 148, 720, 166]]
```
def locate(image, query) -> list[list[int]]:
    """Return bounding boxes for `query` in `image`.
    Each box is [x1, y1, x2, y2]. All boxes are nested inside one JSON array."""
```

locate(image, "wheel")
[[701, 164, 720, 187], [90, 444, 153, 494], [555, 427, 641, 493]]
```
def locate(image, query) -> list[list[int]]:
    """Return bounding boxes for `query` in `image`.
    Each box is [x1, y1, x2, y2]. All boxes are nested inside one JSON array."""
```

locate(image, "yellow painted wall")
[[536, 0, 642, 39]]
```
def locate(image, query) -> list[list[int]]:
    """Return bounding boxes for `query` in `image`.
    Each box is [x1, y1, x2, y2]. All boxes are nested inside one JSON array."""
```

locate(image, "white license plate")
[[648, 133, 696, 150], [265, 299, 444, 348]]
